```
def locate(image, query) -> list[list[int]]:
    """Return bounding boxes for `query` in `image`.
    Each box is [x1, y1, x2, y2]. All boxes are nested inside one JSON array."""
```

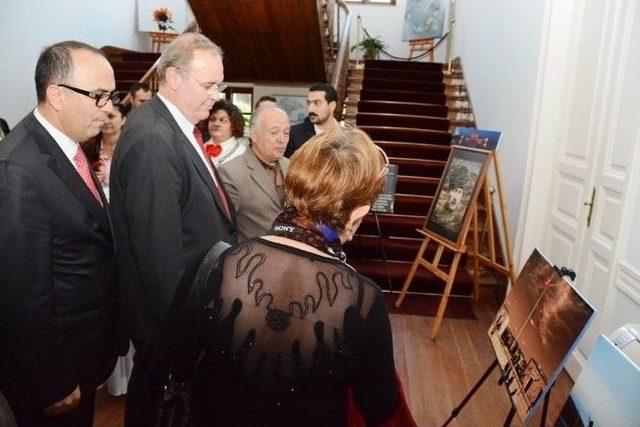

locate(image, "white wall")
[[348, 0, 450, 63], [0, 0, 149, 128], [452, 0, 547, 246]]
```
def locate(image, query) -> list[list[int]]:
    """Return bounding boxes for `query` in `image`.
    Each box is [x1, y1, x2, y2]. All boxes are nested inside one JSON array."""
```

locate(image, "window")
[[226, 87, 253, 126]]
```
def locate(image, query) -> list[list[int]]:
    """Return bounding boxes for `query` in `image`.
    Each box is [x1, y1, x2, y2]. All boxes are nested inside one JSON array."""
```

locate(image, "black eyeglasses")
[[58, 84, 123, 107]]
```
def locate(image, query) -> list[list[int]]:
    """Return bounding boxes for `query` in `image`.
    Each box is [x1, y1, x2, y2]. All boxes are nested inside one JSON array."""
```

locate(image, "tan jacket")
[[218, 149, 289, 242]]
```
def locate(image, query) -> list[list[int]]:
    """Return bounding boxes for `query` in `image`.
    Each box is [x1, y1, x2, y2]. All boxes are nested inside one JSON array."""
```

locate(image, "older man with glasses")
[[109, 33, 237, 426], [0, 40, 124, 427]]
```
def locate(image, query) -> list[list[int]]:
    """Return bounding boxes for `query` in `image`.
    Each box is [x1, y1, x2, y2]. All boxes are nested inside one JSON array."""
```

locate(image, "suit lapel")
[[150, 98, 234, 224], [246, 150, 280, 206], [25, 114, 111, 236]]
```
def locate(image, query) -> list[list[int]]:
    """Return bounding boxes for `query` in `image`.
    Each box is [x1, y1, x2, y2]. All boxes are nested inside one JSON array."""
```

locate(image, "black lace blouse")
[[188, 238, 399, 426]]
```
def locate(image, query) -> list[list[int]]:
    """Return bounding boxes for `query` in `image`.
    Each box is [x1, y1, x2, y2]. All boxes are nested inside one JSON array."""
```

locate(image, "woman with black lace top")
[[159, 128, 403, 426]]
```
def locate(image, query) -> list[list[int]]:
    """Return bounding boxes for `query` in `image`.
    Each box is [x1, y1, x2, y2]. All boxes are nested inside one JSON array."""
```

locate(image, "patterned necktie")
[[73, 147, 103, 206], [193, 126, 232, 219]]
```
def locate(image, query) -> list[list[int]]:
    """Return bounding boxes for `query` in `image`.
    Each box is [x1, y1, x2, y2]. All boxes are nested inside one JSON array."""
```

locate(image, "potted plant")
[[352, 35, 387, 60]]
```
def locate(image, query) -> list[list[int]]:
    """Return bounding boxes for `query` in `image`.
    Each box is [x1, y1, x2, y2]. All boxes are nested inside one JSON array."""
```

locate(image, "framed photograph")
[[451, 127, 502, 151], [274, 94, 307, 124], [424, 147, 489, 248], [487, 249, 596, 422]]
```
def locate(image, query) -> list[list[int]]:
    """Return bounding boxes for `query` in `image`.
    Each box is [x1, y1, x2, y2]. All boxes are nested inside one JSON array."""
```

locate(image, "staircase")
[[344, 59, 477, 296], [102, 48, 160, 93]]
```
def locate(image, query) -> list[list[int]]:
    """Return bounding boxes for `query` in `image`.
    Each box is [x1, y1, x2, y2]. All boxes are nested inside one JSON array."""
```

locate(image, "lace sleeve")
[[350, 288, 399, 424]]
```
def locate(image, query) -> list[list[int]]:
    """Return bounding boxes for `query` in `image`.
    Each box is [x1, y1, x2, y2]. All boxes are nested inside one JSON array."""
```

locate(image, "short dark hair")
[[254, 95, 276, 109], [112, 103, 128, 118], [35, 41, 107, 102], [129, 82, 151, 96], [210, 100, 245, 138], [309, 83, 337, 104]]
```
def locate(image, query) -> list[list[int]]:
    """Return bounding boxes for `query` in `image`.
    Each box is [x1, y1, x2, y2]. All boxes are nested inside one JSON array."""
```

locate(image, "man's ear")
[[329, 100, 337, 114], [46, 84, 64, 111], [165, 67, 183, 91]]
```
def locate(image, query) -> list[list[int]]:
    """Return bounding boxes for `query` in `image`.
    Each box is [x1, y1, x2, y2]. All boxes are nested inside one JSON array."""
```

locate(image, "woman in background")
[[204, 100, 249, 167], [83, 103, 127, 201]]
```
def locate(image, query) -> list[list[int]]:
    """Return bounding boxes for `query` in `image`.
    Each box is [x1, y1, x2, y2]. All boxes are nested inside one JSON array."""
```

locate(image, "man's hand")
[[43, 385, 81, 416]]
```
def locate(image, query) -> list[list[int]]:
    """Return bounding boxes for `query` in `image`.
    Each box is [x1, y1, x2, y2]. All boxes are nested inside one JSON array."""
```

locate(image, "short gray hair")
[[156, 33, 222, 84], [250, 105, 289, 131]]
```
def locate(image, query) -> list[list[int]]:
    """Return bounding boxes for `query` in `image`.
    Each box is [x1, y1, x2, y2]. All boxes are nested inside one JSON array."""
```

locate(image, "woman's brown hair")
[[285, 127, 385, 232]]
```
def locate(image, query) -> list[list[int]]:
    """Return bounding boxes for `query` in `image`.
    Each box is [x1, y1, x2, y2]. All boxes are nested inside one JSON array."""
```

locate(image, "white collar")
[[157, 92, 198, 138], [33, 107, 79, 164]]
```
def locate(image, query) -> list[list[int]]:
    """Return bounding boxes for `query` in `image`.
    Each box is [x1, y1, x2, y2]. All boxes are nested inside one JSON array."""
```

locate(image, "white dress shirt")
[[33, 107, 81, 171], [157, 93, 221, 184]]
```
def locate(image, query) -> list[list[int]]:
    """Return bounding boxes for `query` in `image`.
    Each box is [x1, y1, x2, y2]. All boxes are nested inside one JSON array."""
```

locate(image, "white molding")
[[515, 0, 576, 269]]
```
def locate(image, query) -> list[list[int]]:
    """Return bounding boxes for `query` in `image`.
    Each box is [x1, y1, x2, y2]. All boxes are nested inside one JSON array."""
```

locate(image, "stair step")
[[364, 67, 443, 82], [360, 126, 451, 145], [396, 175, 440, 196], [359, 213, 425, 238], [114, 70, 148, 81], [365, 59, 444, 72], [121, 52, 161, 62], [358, 100, 448, 118], [356, 112, 450, 131], [389, 157, 446, 178], [362, 77, 445, 93], [393, 193, 433, 216], [376, 141, 451, 161], [110, 61, 158, 71], [349, 259, 473, 295], [348, 235, 456, 264], [360, 89, 446, 104]]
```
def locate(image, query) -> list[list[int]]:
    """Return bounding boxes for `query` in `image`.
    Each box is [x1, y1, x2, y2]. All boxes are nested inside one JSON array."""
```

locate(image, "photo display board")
[[424, 147, 489, 248], [488, 249, 596, 422]]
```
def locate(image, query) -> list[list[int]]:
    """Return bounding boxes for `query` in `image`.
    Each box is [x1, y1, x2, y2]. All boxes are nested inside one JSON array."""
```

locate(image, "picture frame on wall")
[[424, 147, 489, 248], [274, 94, 307, 124]]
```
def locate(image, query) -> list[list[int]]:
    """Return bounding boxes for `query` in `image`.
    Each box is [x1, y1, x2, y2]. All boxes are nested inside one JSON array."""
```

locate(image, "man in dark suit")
[[284, 82, 339, 158], [109, 33, 237, 426], [0, 41, 123, 426]]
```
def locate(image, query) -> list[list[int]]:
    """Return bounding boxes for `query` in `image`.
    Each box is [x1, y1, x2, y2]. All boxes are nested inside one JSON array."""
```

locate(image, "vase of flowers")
[[153, 7, 175, 32]]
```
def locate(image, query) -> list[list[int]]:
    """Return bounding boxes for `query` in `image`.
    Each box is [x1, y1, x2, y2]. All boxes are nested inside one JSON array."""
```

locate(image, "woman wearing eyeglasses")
[[202, 100, 248, 167], [154, 128, 415, 427]]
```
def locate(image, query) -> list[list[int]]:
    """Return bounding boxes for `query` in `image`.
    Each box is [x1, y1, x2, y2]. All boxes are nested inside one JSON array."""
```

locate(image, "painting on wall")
[[487, 249, 595, 422], [424, 147, 488, 247], [274, 95, 307, 124], [138, 0, 191, 33], [402, 0, 446, 41]]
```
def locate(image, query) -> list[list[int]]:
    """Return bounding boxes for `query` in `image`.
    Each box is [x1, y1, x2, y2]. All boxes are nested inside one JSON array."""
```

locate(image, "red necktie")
[[73, 147, 103, 206], [193, 126, 232, 219]]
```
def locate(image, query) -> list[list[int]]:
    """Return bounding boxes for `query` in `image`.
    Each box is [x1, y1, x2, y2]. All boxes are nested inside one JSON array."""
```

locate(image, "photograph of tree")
[[424, 147, 488, 246]]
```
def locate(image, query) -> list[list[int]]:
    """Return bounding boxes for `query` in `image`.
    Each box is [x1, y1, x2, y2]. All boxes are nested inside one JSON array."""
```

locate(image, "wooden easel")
[[409, 38, 435, 62], [395, 150, 517, 339]]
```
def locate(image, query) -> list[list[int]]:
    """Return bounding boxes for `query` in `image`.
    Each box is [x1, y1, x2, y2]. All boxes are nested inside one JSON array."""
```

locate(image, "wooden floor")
[[93, 300, 572, 427]]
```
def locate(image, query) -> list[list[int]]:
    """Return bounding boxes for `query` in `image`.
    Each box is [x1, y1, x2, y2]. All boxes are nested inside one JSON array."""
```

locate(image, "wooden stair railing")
[[326, 0, 352, 120]]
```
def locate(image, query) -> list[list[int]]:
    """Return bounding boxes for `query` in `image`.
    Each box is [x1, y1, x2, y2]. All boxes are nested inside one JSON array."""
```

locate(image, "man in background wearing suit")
[[219, 106, 290, 241], [0, 41, 123, 426], [109, 33, 237, 426], [284, 82, 339, 158]]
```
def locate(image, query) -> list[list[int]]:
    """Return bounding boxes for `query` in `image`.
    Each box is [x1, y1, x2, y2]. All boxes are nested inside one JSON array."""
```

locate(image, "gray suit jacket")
[[219, 149, 289, 242]]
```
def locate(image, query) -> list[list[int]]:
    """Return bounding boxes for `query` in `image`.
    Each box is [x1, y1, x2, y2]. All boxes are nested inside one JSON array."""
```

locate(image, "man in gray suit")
[[219, 106, 290, 241]]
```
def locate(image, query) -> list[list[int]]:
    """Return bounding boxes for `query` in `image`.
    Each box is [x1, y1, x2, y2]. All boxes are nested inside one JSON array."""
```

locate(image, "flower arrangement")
[[152, 7, 175, 32]]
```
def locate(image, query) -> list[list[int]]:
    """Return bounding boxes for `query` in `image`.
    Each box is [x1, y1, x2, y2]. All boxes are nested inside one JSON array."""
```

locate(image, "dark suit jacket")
[[110, 96, 237, 349], [284, 117, 315, 158], [0, 113, 121, 410]]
